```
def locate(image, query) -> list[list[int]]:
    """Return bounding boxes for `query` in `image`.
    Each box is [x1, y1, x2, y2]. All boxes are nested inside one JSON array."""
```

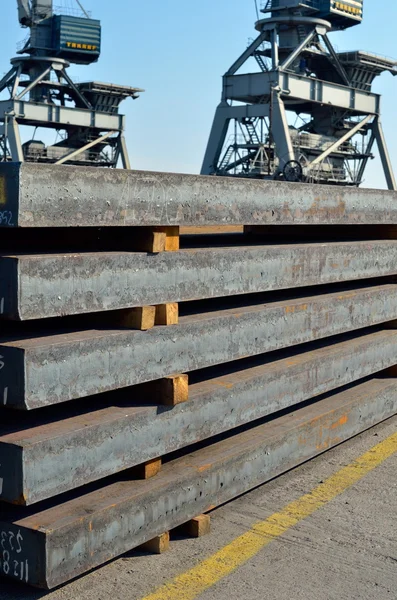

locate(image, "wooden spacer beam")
[[181, 514, 211, 538], [118, 306, 156, 331], [140, 532, 170, 554], [154, 374, 189, 407], [153, 226, 180, 252], [139, 457, 162, 480], [155, 303, 179, 326]]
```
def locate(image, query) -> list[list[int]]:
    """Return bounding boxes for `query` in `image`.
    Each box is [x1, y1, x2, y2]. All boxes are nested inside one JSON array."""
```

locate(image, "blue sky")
[[1, 1, 396, 188]]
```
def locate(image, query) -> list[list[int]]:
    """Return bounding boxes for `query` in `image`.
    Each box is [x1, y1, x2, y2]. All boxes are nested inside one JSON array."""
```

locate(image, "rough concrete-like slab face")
[[0, 163, 397, 227], [1, 328, 397, 505], [1, 283, 397, 409], [2, 241, 397, 320], [1, 377, 396, 588]]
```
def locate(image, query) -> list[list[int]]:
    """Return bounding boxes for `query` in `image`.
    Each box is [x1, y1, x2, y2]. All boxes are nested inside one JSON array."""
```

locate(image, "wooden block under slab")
[[182, 515, 211, 538], [118, 306, 156, 330], [140, 532, 170, 554], [153, 374, 189, 406], [154, 226, 180, 251], [155, 303, 179, 326], [138, 457, 162, 480], [138, 230, 167, 253]]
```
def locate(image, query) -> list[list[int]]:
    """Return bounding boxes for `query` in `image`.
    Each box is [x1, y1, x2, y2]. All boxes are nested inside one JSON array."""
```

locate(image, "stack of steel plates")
[[1, 163, 397, 589]]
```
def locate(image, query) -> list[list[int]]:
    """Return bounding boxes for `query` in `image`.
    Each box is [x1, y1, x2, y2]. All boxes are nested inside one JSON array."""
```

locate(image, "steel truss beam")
[[307, 115, 372, 168]]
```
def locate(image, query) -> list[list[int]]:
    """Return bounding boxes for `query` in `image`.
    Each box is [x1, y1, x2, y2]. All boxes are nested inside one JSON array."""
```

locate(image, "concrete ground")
[[1, 414, 397, 600]]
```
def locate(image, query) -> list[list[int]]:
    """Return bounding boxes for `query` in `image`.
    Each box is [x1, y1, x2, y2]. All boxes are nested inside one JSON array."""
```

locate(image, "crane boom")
[[31, 0, 52, 20], [17, 0, 31, 25], [17, 0, 53, 25]]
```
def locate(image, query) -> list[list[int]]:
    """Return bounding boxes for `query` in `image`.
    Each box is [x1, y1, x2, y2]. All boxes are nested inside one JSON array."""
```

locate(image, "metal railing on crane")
[[262, 0, 319, 10]]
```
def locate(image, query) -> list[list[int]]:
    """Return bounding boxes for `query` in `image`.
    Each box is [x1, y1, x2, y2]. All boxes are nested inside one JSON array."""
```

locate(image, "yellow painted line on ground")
[[141, 430, 397, 600]]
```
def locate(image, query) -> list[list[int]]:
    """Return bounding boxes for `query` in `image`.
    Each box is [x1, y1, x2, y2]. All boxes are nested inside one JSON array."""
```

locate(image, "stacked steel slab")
[[1, 163, 397, 589]]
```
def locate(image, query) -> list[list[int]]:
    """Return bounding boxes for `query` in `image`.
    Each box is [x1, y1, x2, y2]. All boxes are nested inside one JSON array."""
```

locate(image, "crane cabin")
[[265, 0, 363, 29]]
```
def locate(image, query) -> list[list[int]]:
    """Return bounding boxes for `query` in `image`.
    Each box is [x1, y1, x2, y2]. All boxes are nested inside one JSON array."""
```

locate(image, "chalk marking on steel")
[[141, 430, 397, 600]]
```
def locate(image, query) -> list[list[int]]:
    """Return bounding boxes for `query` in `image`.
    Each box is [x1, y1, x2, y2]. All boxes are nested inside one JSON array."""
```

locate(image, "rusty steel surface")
[[1, 283, 397, 409], [1, 163, 397, 228], [1, 328, 397, 505], [1, 241, 397, 320], [0, 376, 396, 588]]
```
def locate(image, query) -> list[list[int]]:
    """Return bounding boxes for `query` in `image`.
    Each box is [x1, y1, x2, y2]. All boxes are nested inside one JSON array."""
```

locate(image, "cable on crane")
[[75, 0, 89, 18], [254, 0, 260, 20]]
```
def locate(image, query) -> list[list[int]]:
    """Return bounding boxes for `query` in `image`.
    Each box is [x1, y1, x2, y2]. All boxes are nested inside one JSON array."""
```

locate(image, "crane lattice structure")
[[0, 0, 143, 167], [202, 0, 397, 188]]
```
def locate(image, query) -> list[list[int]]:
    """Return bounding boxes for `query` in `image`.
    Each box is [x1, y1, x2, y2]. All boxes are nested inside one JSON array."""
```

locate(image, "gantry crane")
[[0, 0, 143, 167], [202, 0, 397, 189]]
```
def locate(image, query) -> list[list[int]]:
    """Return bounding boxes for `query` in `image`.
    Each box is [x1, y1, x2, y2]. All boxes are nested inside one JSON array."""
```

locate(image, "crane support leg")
[[202, 103, 274, 176], [119, 134, 131, 170], [225, 32, 268, 77], [280, 29, 317, 71], [373, 117, 397, 191], [0, 67, 17, 95], [357, 128, 376, 184], [201, 103, 231, 175], [271, 93, 295, 173], [6, 117, 24, 162], [15, 66, 51, 101]]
